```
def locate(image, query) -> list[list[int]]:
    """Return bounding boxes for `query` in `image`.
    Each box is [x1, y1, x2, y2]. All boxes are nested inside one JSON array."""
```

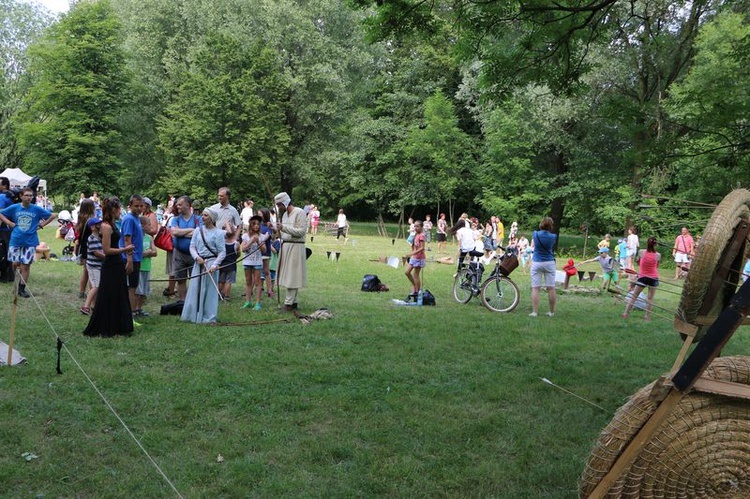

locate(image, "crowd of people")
[[0, 183, 311, 337], [1, 174, 705, 330], [402, 208, 699, 321]]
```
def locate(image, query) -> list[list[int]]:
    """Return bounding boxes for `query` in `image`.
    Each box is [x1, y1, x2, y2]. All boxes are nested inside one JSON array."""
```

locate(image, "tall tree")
[[15, 0, 131, 201], [666, 11, 750, 202], [157, 33, 290, 203], [0, 0, 52, 169]]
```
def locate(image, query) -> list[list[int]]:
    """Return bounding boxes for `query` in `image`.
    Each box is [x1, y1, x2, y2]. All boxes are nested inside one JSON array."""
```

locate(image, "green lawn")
[[1, 226, 745, 497]]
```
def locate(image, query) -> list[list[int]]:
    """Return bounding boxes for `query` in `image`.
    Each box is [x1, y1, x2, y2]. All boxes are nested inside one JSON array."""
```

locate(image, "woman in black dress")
[[83, 197, 135, 337]]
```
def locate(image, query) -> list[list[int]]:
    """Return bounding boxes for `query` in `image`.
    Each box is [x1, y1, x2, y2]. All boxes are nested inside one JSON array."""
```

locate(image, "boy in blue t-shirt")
[[119, 195, 144, 313], [0, 187, 56, 297]]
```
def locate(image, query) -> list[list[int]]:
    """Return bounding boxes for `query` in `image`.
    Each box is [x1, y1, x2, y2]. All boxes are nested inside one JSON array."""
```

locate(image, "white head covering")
[[274, 192, 291, 209], [203, 207, 218, 223]]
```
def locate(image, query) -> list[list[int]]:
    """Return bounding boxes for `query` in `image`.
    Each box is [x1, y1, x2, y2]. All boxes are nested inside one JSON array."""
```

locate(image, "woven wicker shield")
[[579, 356, 750, 497]]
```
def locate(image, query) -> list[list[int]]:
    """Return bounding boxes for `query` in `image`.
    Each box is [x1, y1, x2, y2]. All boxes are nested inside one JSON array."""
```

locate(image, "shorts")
[[126, 261, 141, 288], [436, 233, 447, 242], [173, 251, 194, 280], [424, 232, 431, 243], [408, 257, 426, 268], [674, 253, 690, 264], [270, 269, 277, 281], [636, 276, 659, 288], [603, 270, 619, 283], [627, 248, 636, 258], [8, 246, 34, 265], [244, 264, 263, 271], [219, 268, 236, 284], [87, 265, 102, 287], [165, 250, 173, 276], [531, 260, 556, 288], [136, 270, 151, 296]]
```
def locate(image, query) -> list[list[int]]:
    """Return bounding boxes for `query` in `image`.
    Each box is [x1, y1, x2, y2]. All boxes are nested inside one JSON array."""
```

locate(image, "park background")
[[2, 0, 749, 236]]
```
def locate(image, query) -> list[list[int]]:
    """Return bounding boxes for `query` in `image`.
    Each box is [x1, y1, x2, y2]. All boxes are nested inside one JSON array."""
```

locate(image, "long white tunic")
[[278, 207, 308, 289]]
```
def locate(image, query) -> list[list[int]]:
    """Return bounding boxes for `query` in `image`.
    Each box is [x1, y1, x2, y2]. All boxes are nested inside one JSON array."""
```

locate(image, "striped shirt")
[[87, 234, 104, 269]]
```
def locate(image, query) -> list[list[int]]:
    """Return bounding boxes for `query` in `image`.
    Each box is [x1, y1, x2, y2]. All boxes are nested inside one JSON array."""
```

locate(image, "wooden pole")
[[7, 276, 19, 366]]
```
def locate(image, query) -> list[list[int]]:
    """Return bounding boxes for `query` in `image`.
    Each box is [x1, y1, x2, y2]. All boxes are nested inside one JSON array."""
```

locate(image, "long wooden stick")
[[7, 275, 19, 366], [210, 317, 293, 327]]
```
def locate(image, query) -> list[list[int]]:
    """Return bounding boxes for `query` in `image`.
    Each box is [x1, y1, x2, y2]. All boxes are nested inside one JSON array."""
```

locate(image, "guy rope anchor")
[[580, 189, 750, 498]]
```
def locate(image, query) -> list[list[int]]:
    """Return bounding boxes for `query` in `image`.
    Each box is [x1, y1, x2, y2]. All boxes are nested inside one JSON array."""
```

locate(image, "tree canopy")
[[2, 0, 749, 236]]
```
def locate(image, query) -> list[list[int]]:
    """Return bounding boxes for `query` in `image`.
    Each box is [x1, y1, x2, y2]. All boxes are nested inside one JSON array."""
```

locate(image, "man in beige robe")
[[275, 192, 308, 311]]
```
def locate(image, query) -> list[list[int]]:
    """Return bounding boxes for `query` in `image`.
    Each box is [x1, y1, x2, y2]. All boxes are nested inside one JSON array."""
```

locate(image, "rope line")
[[15, 271, 185, 498], [149, 244, 264, 284]]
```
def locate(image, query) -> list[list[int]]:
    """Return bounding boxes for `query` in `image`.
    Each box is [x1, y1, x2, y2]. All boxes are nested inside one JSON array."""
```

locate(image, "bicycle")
[[452, 248, 520, 312]]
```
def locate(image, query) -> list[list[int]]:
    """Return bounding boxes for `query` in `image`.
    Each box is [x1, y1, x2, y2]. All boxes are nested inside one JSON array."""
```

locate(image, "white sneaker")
[[546, 312, 555, 317], [528, 312, 538, 317]]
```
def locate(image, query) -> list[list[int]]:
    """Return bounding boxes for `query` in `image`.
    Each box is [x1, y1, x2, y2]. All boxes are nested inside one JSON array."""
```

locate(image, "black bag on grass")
[[361, 274, 382, 292], [160, 300, 184, 316], [422, 289, 436, 306]]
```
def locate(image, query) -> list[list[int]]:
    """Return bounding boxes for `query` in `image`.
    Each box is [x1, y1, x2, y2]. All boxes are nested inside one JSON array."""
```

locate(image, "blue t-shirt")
[[0, 194, 13, 232], [119, 211, 144, 262], [170, 214, 201, 254], [0, 203, 52, 247], [618, 241, 628, 259], [532, 230, 557, 263], [261, 224, 272, 255], [0, 192, 13, 210]]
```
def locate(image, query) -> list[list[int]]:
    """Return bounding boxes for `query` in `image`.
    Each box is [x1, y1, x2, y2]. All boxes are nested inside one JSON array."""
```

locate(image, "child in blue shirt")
[[0, 187, 56, 297]]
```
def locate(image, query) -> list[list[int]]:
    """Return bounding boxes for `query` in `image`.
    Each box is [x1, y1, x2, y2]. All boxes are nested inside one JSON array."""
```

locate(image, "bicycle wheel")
[[481, 276, 520, 312], [453, 269, 474, 304]]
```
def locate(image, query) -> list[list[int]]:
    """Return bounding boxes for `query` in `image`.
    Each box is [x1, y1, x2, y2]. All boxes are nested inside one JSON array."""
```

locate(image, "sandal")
[[163, 288, 176, 297], [79, 306, 91, 315]]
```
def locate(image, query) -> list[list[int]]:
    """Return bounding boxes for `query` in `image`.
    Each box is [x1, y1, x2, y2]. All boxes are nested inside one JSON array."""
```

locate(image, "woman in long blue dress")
[[83, 197, 135, 337], [181, 208, 226, 324]]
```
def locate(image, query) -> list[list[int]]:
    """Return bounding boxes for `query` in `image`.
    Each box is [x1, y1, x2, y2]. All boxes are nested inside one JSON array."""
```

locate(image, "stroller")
[[57, 210, 76, 257]]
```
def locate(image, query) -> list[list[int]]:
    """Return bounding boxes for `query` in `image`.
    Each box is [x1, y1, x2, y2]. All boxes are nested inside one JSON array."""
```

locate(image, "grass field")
[[2, 226, 748, 497]]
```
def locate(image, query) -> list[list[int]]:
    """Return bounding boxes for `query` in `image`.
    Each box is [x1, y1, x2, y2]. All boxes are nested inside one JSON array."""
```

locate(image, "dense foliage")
[[2, 0, 750, 235]]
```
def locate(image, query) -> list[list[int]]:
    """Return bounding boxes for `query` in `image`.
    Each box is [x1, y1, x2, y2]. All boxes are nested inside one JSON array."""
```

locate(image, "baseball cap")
[[87, 217, 102, 227], [143, 197, 152, 207], [598, 247, 609, 253]]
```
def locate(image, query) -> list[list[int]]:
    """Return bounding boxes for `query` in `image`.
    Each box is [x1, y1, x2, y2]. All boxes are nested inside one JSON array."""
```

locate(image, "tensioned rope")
[[14, 271, 185, 498], [148, 244, 263, 283]]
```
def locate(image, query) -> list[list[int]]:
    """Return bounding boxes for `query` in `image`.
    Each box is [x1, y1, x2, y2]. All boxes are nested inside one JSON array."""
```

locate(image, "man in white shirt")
[[210, 187, 241, 240], [336, 209, 348, 239]]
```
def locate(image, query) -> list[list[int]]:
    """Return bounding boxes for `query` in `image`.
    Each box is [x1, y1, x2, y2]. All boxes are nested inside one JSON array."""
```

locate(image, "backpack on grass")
[[421, 289, 436, 306], [361, 274, 382, 292]]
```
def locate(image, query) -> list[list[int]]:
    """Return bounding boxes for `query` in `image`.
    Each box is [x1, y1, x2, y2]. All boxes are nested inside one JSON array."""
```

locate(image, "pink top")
[[412, 233, 426, 260], [638, 251, 660, 279]]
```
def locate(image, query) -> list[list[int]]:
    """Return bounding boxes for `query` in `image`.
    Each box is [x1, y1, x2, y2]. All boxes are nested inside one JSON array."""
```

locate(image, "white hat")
[[274, 192, 291, 208], [143, 197, 152, 207]]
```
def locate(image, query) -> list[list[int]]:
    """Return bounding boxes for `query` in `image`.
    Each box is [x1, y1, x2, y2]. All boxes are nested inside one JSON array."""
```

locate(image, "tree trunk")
[[549, 151, 567, 250]]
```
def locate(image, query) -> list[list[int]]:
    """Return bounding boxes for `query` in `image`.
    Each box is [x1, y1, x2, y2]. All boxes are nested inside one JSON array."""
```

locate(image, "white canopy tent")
[[0, 167, 47, 194]]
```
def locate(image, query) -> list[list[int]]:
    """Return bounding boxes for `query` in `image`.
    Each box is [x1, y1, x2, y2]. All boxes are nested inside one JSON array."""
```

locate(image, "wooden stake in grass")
[[7, 276, 19, 367]]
